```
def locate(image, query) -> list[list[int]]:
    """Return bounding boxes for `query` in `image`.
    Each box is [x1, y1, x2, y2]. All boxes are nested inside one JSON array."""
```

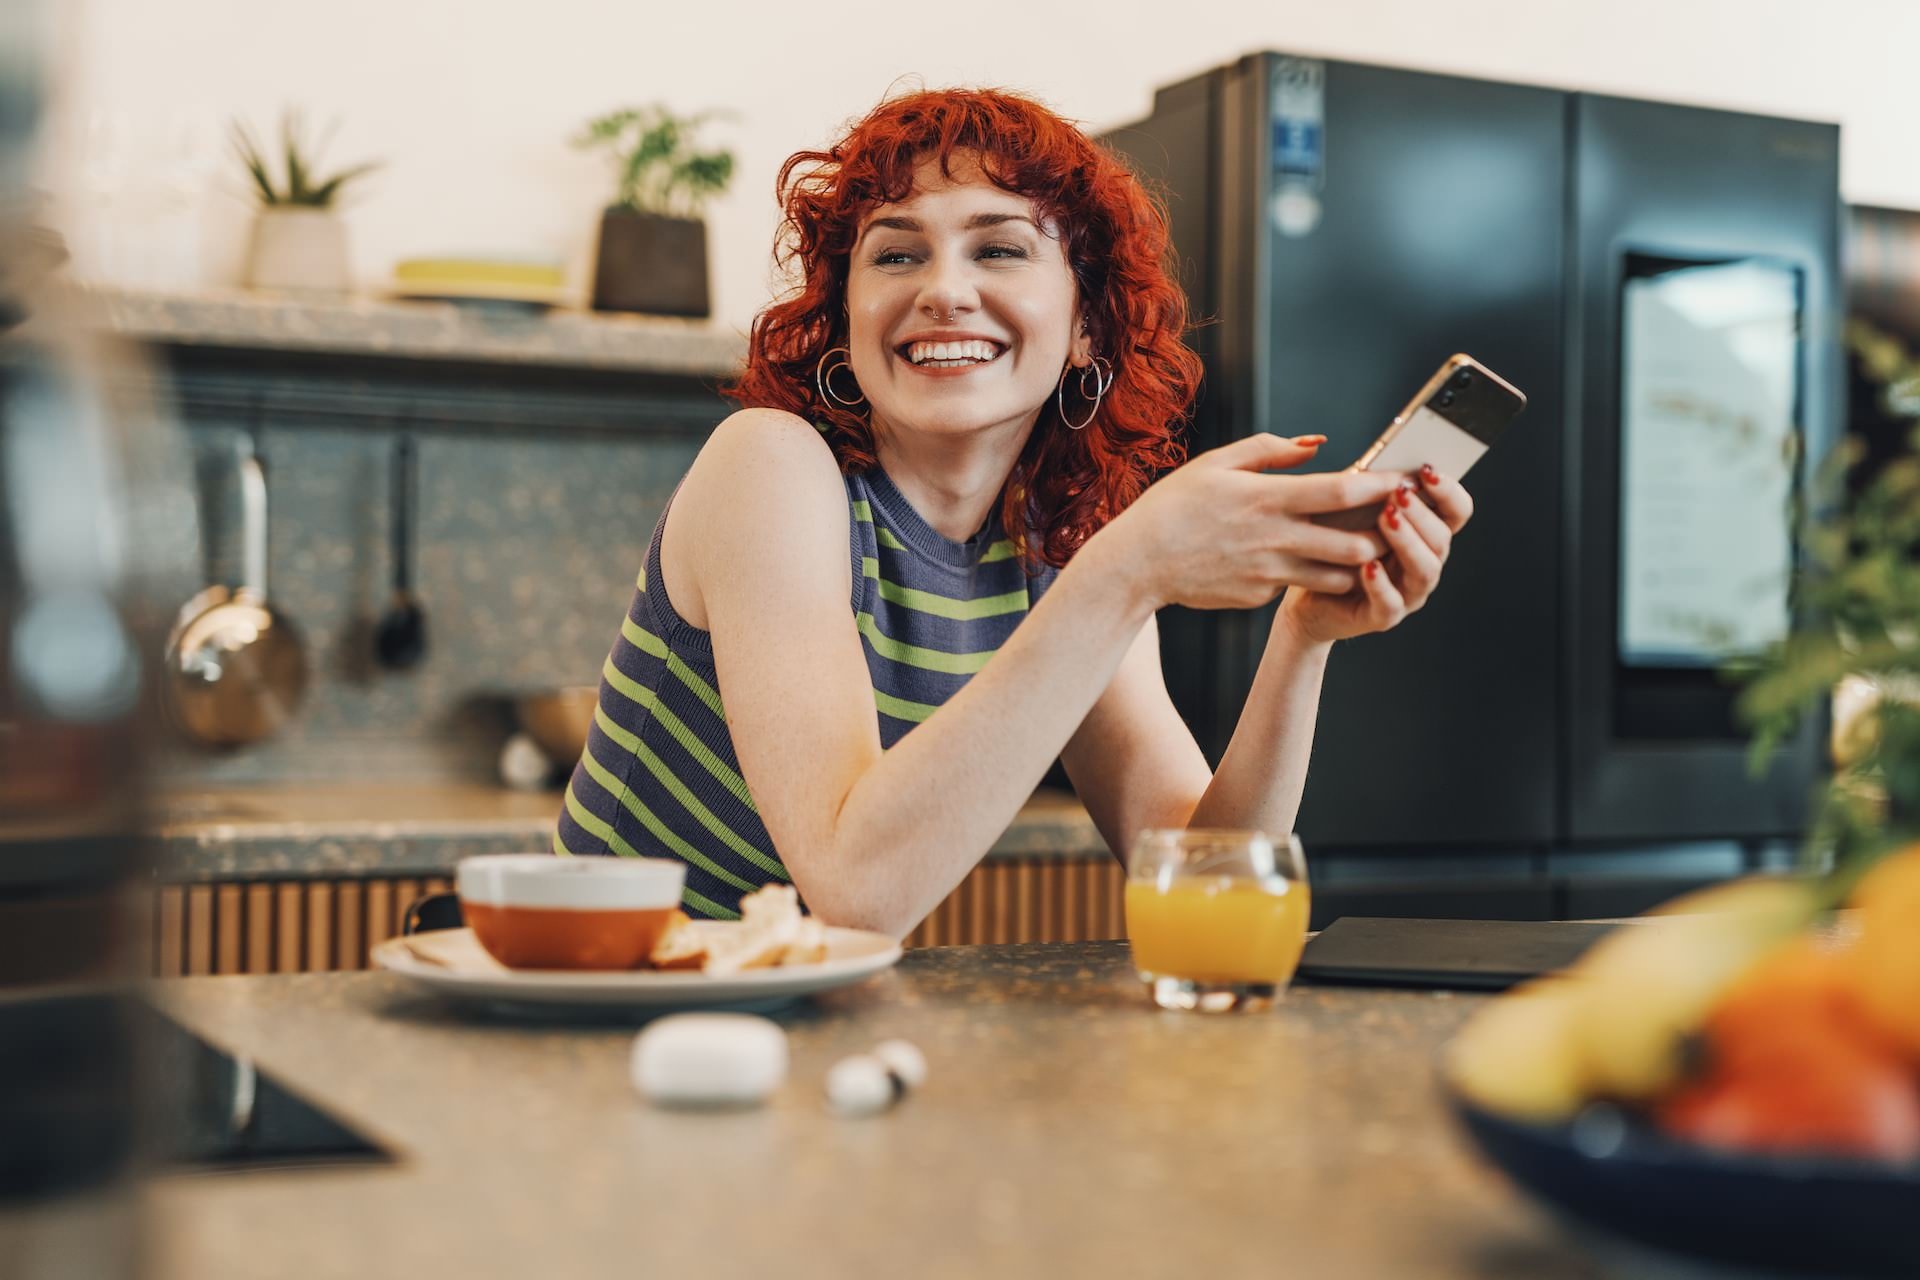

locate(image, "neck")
[[869, 413, 1036, 542]]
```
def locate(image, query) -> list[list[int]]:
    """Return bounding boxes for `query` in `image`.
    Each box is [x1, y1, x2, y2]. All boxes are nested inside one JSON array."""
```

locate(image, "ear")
[[1069, 315, 1094, 368]]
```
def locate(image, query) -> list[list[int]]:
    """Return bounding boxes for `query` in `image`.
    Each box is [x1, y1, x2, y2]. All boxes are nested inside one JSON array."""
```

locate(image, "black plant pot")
[[590, 209, 710, 318]]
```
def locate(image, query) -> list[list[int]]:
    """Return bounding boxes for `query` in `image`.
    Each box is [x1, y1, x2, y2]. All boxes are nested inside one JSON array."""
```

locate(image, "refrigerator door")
[[1171, 55, 1569, 851], [1563, 94, 1838, 841]]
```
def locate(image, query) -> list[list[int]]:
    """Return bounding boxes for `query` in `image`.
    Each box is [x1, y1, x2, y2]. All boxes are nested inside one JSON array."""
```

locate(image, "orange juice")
[[1125, 875, 1310, 985]]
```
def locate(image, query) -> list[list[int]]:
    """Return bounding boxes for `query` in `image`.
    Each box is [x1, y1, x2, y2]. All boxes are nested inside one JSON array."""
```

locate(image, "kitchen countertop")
[[75, 286, 747, 376], [145, 942, 1595, 1280], [151, 785, 1111, 882]]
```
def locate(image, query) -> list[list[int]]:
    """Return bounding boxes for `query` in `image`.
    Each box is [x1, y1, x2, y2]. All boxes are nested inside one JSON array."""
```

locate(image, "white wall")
[[42, 0, 1915, 333]]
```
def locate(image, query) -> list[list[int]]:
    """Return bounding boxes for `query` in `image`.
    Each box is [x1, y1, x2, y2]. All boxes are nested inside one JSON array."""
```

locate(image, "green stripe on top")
[[593, 704, 787, 881], [853, 501, 908, 550], [565, 772, 740, 919], [621, 617, 726, 721], [680, 885, 738, 920], [577, 743, 758, 894], [874, 687, 938, 723], [601, 657, 757, 811], [858, 495, 1014, 561], [860, 557, 1029, 620], [857, 611, 995, 674], [563, 777, 642, 858]]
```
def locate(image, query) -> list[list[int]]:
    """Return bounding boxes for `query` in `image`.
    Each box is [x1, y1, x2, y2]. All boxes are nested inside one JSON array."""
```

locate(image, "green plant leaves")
[[572, 103, 735, 218], [1730, 319, 1920, 880], [229, 109, 379, 209]]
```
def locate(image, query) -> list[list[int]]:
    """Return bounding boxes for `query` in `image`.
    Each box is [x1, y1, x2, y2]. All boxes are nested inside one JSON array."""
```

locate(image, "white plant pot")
[[243, 208, 352, 295]]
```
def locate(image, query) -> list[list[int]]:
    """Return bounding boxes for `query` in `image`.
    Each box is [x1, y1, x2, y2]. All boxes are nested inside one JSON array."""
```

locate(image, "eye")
[[870, 248, 916, 267], [979, 243, 1030, 260]]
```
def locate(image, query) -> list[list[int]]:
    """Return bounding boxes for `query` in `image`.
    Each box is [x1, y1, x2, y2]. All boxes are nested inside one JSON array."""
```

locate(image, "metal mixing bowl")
[[515, 686, 598, 766]]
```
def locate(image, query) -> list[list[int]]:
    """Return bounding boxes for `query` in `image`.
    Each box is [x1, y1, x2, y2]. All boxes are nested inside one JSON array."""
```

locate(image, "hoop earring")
[[815, 347, 866, 408], [1056, 355, 1112, 431]]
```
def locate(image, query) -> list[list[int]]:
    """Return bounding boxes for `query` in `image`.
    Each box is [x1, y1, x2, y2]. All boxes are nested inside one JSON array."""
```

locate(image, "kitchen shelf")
[[79, 286, 745, 378]]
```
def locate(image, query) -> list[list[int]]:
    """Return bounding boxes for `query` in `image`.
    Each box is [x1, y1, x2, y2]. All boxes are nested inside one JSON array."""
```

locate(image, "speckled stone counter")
[[146, 942, 1592, 1280], [83, 287, 746, 375], [152, 785, 1110, 882]]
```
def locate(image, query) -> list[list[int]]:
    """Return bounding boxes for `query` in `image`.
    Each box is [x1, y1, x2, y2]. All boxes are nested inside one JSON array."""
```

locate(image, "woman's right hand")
[[1100, 432, 1407, 612]]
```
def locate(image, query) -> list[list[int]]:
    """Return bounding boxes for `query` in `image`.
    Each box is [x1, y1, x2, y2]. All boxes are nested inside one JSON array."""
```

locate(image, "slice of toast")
[[702, 884, 803, 976], [781, 917, 829, 966], [648, 911, 706, 971]]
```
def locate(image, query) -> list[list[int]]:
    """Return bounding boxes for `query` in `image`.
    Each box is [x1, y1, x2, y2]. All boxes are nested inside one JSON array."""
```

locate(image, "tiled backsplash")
[[161, 416, 704, 786]]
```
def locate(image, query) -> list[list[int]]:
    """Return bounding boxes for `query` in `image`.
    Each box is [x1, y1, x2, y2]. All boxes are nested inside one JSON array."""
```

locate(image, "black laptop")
[[1296, 917, 1617, 991]]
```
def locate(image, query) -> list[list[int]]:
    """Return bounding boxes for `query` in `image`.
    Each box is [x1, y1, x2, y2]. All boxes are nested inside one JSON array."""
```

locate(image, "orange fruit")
[[1656, 1049, 1920, 1162], [1705, 936, 1884, 1071], [1656, 933, 1920, 1162], [1848, 846, 1920, 1061]]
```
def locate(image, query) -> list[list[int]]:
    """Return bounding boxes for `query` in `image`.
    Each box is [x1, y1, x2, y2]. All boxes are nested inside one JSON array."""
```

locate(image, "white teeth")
[[905, 339, 1001, 365]]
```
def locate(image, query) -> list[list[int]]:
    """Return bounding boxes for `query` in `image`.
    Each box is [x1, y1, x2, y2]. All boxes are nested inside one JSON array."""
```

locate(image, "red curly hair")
[[722, 88, 1203, 569]]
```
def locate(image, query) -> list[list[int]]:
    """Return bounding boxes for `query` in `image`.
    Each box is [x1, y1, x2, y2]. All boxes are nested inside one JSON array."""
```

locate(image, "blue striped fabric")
[[553, 465, 1058, 919]]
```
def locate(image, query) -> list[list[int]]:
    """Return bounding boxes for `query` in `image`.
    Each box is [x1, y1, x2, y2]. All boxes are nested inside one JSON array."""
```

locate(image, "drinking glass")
[[1125, 829, 1310, 1012]]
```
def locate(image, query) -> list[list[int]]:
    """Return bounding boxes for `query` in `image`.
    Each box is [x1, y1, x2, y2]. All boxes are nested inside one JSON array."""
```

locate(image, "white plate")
[[372, 924, 902, 1013]]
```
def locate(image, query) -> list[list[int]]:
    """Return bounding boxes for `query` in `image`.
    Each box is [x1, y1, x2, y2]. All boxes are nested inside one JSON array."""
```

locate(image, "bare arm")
[[1058, 610, 1329, 863], [681, 411, 1154, 938], [679, 413, 1397, 938], [1069, 466, 1479, 849], [1183, 608, 1332, 835]]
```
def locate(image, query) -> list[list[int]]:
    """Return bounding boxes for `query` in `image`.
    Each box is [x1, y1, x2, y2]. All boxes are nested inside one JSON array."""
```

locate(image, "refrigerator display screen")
[[1616, 254, 1802, 668]]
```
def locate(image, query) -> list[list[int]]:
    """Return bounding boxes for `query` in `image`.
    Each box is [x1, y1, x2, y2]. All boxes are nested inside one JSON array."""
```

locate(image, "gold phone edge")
[[1349, 354, 1476, 473]]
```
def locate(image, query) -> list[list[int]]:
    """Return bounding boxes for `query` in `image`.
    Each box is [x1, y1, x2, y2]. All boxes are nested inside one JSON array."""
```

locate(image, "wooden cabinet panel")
[[185, 887, 213, 976], [245, 884, 273, 973], [156, 888, 184, 978], [150, 858, 1128, 976]]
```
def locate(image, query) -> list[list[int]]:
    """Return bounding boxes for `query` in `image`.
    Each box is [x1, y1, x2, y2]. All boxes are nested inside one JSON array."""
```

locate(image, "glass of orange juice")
[[1125, 829, 1310, 1012]]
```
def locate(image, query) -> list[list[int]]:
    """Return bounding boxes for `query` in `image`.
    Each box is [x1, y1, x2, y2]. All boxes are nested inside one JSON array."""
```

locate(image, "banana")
[[1564, 877, 1817, 1102], [1445, 978, 1589, 1122], [1446, 877, 1818, 1121]]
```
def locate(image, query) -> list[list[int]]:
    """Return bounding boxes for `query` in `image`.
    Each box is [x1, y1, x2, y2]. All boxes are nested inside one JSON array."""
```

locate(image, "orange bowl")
[[456, 854, 685, 970]]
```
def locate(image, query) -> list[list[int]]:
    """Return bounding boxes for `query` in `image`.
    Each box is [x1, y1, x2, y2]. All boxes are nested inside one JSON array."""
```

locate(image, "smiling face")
[[844, 151, 1091, 450]]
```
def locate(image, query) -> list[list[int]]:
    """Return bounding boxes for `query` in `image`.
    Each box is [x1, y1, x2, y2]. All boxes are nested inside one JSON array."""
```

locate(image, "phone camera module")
[[1451, 369, 1474, 390], [1437, 389, 1457, 408]]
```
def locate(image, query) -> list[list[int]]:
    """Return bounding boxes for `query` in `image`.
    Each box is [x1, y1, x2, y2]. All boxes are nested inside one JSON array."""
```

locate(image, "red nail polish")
[[1396, 485, 1414, 509], [1384, 506, 1401, 530], [1420, 464, 1439, 485], [1293, 433, 1327, 446], [1364, 560, 1380, 579]]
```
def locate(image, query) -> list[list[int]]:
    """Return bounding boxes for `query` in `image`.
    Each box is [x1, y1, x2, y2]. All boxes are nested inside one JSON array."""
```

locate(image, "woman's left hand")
[[1278, 463, 1475, 646]]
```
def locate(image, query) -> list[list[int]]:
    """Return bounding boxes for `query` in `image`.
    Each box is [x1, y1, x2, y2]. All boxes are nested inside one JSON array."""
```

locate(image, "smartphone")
[[1317, 354, 1527, 530]]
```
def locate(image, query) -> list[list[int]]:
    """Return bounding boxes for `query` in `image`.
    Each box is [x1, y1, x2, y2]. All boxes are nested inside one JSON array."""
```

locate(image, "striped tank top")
[[553, 464, 1059, 919]]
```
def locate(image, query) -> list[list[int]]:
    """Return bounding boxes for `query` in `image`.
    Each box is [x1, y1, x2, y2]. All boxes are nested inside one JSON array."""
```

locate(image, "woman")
[[555, 88, 1473, 937]]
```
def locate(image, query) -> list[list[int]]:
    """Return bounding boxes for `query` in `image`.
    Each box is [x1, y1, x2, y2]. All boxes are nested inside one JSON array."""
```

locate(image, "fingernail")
[[1419, 464, 1439, 485], [1364, 560, 1380, 580], [1292, 434, 1327, 447], [1395, 485, 1414, 509], [1384, 506, 1401, 531]]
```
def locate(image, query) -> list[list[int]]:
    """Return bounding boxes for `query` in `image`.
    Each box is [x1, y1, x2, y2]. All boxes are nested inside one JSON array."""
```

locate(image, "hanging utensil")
[[374, 432, 426, 670], [162, 431, 307, 747]]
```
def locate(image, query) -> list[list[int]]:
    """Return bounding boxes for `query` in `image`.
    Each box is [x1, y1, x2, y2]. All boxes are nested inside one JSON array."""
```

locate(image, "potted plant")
[[573, 105, 733, 318], [231, 111, 379, 295], [1733, 318, 1920, 880]]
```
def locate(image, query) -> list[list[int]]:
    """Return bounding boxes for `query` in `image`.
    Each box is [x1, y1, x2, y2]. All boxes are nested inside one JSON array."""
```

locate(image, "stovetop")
[[143, 1003, 392, 1174]]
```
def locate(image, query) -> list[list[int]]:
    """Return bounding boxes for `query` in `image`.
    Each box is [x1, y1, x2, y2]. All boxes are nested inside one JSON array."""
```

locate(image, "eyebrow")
[[859, 211, 1042, 239]]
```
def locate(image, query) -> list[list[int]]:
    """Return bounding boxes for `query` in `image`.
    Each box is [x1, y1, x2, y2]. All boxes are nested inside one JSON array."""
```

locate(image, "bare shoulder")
[[663, 408, 851, 629]]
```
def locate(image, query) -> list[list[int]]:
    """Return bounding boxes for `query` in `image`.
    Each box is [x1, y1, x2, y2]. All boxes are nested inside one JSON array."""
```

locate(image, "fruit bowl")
[[1449, 1087, 1920, 1277]]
